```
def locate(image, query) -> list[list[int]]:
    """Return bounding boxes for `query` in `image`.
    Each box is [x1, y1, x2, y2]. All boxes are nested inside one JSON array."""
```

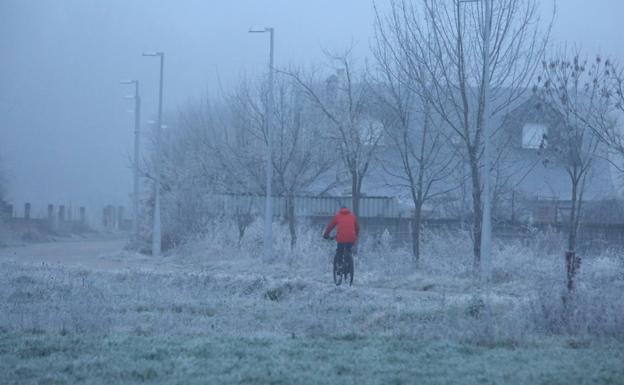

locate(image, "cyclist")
[[323, 206, 360, 262]]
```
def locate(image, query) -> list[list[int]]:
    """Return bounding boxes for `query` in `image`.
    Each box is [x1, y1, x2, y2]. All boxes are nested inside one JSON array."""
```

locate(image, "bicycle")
[[326, 236, 354, 286]]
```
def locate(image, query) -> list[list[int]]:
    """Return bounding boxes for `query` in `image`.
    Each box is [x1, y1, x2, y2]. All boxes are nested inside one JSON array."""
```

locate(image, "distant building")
[[359, 92, 624, 225]]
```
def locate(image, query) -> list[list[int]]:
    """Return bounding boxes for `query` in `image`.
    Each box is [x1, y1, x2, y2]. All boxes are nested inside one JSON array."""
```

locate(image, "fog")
[[3, 2, 624, 383], [0, 0, 622, 214]]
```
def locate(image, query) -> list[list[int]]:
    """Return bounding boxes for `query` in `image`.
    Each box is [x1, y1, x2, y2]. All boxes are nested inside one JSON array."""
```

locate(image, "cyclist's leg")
[[344, 243, 353, 269], [335, 244, 343, 267], [336, 243, 347, 268]]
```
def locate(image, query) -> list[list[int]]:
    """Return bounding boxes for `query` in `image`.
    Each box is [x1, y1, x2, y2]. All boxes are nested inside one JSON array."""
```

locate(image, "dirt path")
[[0, 237, 136, 270]]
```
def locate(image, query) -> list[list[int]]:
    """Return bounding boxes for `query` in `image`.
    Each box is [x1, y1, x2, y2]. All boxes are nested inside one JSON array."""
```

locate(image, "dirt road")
[[0, 237, 138, 270]]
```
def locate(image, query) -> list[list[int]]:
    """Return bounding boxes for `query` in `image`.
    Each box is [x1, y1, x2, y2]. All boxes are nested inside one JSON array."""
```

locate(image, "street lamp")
[[142, 51, 164, 256], [249, 27, 275, 261], [459, 0, 492, 279], [120, 79, 141, 242]]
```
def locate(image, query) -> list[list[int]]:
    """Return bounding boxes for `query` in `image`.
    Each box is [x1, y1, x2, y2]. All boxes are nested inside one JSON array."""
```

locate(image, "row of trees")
[[142, 0, 624, 291]]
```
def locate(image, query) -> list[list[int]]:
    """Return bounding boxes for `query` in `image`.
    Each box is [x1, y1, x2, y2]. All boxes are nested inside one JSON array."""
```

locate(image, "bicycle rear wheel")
[[333, 254, 343, 286], [345, 252, 354, 286]]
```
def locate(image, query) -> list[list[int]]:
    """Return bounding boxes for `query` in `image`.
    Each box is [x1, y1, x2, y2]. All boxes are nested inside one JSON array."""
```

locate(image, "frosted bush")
[[491, 239, 561, 284], [420, 228, 473, 276], [527, 282, 624, 339], [524, 225, 565, 256], [583, 256, 624, 285]]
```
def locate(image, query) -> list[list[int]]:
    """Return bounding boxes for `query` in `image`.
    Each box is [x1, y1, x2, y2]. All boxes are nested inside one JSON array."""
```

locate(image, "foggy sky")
[[1, 0, 623, 218]]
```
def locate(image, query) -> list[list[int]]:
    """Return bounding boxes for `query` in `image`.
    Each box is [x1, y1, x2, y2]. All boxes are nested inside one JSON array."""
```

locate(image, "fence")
[[1, 202, 91, 237], [203, 194, 624, 251], [211, 194, 403, 218]]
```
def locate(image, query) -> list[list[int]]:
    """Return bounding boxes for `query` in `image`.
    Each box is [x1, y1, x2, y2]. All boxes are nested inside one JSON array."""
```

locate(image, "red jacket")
[[323, 208, 360, 243]]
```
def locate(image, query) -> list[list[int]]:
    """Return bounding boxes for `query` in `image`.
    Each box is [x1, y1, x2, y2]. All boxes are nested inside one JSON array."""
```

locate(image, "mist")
[[1, 0, 622, 215], [2, 1, 624, 384]]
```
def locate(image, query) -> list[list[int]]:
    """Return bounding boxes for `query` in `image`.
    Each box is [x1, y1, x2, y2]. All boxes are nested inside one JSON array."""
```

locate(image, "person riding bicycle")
[[323, 206, 359, 257]]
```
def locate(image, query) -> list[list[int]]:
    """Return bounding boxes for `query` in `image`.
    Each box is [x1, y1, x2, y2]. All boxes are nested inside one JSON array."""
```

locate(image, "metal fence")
[[211, 194, 403, 218]]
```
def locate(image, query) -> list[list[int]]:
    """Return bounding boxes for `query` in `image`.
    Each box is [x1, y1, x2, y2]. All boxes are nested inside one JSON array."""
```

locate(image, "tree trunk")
[[286, 195, 297, 249], [412, 202, 423, 265], [469, 151, 483, 271], [568, 179, 577, 252], [566, 176, 581, 293], [351, 171, 361, 217]]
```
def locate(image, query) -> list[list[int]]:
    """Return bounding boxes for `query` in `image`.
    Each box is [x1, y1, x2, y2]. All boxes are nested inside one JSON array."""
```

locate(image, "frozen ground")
[[1, 229, 624, 384]]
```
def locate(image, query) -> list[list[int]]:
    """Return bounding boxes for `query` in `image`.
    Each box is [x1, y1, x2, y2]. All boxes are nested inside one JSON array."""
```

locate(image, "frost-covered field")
[[1, 225, 624, 384]]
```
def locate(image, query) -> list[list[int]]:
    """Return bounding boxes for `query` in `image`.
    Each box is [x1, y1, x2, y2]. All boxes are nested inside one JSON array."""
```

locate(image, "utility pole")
[[143, 51, 164, 256], [480, 0, 493, 281], [249, 27, 275, 261], [459, 0, 492, 280]]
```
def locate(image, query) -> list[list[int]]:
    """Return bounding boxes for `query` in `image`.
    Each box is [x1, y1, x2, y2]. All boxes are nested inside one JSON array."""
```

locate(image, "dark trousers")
[[335, 243, 353, 265]]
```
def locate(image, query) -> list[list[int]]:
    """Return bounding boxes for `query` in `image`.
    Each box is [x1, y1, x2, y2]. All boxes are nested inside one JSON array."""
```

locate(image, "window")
[[522, 123, 547, 150]]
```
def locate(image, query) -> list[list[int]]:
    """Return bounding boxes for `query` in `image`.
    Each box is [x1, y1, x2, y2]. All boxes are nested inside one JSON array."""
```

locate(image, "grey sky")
[[1, 0, 622, 217]]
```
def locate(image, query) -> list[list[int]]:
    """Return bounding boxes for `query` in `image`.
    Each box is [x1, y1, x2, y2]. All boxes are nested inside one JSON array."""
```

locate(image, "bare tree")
[[230, 74, 336, 247], [612, 62, 624, 119], [153, 100, 231, 243], [370, 24, 458, 264], [534, 53, 603, 293], [574, 58, 624, 170], [374, 0, 550, 270], [283, 49, 384, 217]]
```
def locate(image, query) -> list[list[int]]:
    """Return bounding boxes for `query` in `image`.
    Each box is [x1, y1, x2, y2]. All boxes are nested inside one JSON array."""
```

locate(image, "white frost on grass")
[[1, 224, 623, 344], [1, 224, 624, 384]]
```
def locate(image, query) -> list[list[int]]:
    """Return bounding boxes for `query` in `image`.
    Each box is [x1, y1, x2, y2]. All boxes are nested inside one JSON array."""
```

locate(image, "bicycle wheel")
[[333, 254, 343, 286]]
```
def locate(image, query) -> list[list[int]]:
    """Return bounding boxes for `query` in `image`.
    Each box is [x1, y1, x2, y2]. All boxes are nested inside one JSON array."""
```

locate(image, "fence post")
[[24, 203, 31, 220], [58, 205, 66, 222], [102, 205, 113, 229]]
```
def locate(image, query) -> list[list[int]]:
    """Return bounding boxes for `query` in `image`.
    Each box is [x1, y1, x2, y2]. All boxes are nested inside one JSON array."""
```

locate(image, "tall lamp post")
[[460, 0, 492, 279], [120, 79, 141, 241], [249, 27, 275, 261], [142, 51, 164, 256]]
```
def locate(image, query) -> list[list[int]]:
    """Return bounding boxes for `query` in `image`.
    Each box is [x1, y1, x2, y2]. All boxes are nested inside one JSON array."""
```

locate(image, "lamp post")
[[460, 0, 492, 279], [249, 27, 275, 261], [120, 79, 141, 241], [142, 51, 164, 256]]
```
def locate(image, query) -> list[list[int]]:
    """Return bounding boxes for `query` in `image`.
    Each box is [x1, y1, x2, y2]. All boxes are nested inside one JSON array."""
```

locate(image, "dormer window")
[[522, 123, 547, 150]]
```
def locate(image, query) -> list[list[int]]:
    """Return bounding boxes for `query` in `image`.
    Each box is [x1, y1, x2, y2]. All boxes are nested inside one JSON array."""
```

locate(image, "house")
[[495, 96, 624, 224], [358, 92, 624, 225]]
